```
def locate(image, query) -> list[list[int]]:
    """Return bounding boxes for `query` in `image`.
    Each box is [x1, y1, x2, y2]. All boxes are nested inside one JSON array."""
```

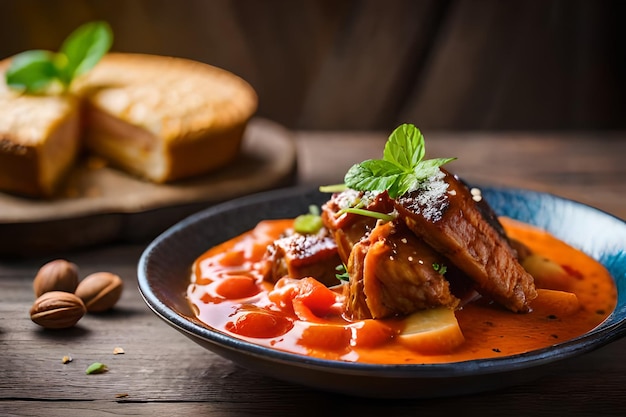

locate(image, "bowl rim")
[[138, 184, 626, 378]]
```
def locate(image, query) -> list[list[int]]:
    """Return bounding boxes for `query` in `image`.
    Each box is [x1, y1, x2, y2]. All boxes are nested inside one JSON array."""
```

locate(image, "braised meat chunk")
[[395, 170, 537, 312], [321, 190, 395, 264], [261, 229, 342, 287], [344, 219, 460, 320]]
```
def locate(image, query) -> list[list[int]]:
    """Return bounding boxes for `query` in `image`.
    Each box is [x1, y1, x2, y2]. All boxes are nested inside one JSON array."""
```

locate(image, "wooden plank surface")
[[1, 130, 625, 416]]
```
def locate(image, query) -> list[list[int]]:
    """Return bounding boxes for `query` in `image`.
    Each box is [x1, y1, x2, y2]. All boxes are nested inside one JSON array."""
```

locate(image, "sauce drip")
[[187, 217, 616, 364]]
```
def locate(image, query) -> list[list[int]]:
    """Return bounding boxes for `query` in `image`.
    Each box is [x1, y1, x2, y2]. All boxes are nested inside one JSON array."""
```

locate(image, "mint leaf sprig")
[[343, 124, 455, 199], [5, 21, 113, 94]]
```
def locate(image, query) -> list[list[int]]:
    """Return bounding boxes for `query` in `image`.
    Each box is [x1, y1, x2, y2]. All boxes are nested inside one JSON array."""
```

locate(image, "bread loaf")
[[0, 53, 257, 197]]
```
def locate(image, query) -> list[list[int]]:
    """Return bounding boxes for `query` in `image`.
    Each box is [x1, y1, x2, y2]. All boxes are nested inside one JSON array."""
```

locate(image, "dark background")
[[0, 0, 624, 131]]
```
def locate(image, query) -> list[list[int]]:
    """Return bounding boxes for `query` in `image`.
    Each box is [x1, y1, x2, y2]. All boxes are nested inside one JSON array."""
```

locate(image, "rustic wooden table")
[[1, 130, 625, 416]]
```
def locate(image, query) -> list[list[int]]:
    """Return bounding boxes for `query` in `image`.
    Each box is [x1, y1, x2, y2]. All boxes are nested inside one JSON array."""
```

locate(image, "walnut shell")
[[33, 259, 79, 297], [75, 272, 123, 313], [30, 291, 86, 329]]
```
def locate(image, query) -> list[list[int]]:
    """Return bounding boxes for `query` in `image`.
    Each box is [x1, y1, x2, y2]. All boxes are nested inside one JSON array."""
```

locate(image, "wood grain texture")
[[0, 0, 623, 130], [1, 130, 625, 416], [1, 240, 626, 415]]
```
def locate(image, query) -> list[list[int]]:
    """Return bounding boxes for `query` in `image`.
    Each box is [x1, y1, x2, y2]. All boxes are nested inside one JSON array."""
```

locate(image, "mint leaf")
[[59, 21, 112, 84], [343, 124, 455, 198], [414, 157, 457, 179], [5, 21, 112, 94], [5, 50, 59, 93], [345, 159, 404, 193], [384, 123, 425, 169]]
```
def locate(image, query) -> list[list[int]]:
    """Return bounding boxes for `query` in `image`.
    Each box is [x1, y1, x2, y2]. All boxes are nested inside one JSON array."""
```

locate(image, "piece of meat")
[[343, 240, 370, 320], [462, 180, 531, 264], [395, 169, 537, 313], [457, 176, 510, 241], [344, 219, 460, 320], [260, 229, 342, 287], [321, 190, 394, 264]]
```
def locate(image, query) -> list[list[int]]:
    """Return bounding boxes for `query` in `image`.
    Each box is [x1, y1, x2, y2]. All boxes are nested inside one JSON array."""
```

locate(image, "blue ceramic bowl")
[[138, 185, 626, 398]]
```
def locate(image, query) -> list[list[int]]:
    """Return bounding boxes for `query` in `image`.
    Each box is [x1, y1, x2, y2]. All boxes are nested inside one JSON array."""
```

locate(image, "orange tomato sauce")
[[187, 217, 617, 364]]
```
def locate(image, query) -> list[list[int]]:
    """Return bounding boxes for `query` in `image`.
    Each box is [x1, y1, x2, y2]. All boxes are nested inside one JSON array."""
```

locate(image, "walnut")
[[30, 291, 86, 329], [75, 272, 123, 313], [33, 259, 79, 297]]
